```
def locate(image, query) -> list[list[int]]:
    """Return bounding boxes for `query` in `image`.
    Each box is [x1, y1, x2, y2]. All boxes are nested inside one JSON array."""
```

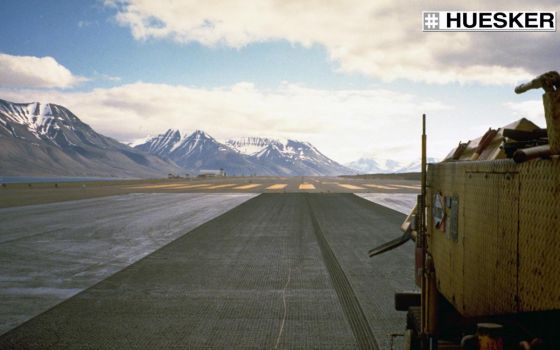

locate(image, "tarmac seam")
[[274, 264, 291, 349], [305, 194, 379, 350]]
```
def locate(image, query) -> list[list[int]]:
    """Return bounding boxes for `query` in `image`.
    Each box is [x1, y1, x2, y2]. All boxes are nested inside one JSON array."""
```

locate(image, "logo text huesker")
[[422, 11, 556, 32]]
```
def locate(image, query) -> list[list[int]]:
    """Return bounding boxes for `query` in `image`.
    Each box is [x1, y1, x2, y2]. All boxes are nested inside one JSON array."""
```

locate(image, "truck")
[[370, 71, 560, 350]]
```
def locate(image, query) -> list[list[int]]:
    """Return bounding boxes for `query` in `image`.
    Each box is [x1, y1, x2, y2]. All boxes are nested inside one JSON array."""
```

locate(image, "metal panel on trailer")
[[462, 171, 518, 316], [518, 158, 560, 311], [427, 158, 560, 317]]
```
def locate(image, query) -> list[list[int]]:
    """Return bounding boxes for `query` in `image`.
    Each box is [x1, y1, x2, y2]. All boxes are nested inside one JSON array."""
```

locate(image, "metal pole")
[[420, 114, 428, 347], [421, 114, 427, 208]]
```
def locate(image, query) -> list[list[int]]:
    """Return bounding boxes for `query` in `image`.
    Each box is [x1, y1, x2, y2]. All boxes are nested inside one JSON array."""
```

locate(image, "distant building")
[[198, 169, 226, 177]]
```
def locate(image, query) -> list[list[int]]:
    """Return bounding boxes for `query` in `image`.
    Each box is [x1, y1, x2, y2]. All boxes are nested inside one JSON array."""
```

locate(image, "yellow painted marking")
[[266, 184, 288, 190], [164, 183, 212, 189], [338, 184, 366, 190], [363, 184, 398, 190], [127, 183, 195, 189], [299, 183, 316, 190], [205, 184, 236, 189], [233, 184, 261, 190], [390, 184, 421, 189]]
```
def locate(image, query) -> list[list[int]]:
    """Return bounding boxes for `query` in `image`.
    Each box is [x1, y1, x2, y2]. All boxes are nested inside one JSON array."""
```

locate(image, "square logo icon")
[[423, 12, 440, 31]]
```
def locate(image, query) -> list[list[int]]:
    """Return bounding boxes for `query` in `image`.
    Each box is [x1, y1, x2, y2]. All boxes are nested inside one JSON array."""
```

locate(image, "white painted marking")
[[338, 184, 366, 190], [233, 184, 261, 190], [363, 184, 398, 190], [266, 184, 288, 190], [206, 184, 236, 189], [390, 184, 421, 190], [357, 193, 417, 214]]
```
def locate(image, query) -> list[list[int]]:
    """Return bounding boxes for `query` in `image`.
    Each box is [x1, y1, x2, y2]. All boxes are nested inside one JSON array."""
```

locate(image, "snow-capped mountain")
[[169, 131, 264, 174], [0, 99, 181, 177], [226, 137, 277, 156], [134, 129, 182, 157], [345, 157, 439, 174], [226, 137, 351, 176], [226, 137, 317, 160], [345, 158, 386, 174], [395, 158, 439, 173], [135, 131, 352, 176], [136, 130, 264, 175], [0, 100, 104, 149], [169, 130, 228, 160]]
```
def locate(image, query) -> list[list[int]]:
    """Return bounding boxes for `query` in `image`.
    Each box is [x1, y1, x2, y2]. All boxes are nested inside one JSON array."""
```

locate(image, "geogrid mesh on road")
[[0, 193, 414, 349]]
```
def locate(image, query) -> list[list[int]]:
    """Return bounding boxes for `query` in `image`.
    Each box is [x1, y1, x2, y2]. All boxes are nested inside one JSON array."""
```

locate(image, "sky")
[[0, 0, 557, 164]]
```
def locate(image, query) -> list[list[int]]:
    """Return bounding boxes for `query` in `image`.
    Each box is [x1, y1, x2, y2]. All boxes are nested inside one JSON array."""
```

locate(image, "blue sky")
[[0, 0, 555, 164], [0, 0, 369, 90]]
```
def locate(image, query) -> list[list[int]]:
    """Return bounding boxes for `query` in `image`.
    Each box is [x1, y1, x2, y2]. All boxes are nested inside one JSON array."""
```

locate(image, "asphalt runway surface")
[[0, 193, 257, 335], [0, 193, 415, 349]]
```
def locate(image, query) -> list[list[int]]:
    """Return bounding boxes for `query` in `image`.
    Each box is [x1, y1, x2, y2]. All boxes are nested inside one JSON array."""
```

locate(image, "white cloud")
[[0, 54, 87, 89], [0, 82, 448, 163], [105, 0, 559, 85], [504, 99, 545, 124], [93, 71, 122, 82]]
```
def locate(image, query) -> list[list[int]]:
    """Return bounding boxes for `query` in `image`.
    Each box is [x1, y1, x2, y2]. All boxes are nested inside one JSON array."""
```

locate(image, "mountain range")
[[1, 97, 428, 178], [344, 157, 439, 174], [134, 131, 352, 176], [0, 99, 353, 177], [0, 99, 182, 177]]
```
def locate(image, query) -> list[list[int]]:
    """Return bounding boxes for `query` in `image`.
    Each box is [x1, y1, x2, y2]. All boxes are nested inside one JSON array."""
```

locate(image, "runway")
[[0, 176, 419, 208], [0, 193, 415, 349]]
